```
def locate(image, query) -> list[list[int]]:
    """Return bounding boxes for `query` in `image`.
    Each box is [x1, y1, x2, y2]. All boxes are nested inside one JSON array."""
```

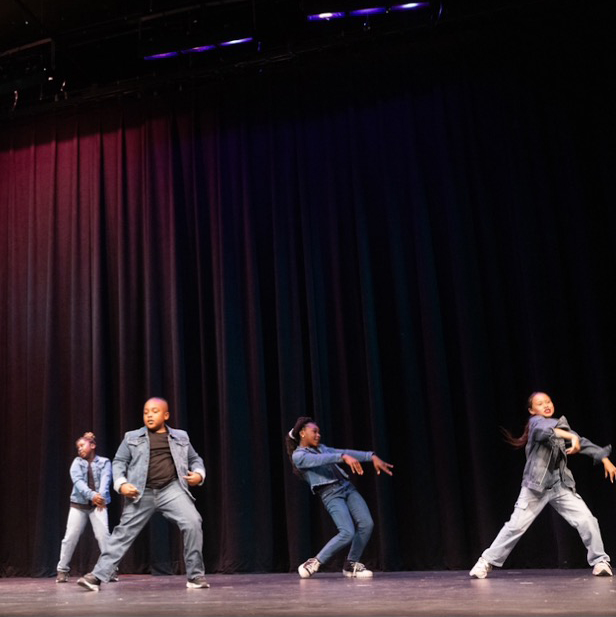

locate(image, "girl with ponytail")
[[470, 392, 615, 579], [286, 417, 393, 579]]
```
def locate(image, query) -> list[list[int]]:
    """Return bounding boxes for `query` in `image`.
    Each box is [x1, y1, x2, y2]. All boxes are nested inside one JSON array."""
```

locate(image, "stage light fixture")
[[144, 51, 179, 60], [349, 8, 387, 16], [144, 36, 252, 60], [390, 2, 430, 10], [219, 37, 254, 47], [305, 2, 430, 21], [307, 12, 346, 21], [182, 45, 217, 54]]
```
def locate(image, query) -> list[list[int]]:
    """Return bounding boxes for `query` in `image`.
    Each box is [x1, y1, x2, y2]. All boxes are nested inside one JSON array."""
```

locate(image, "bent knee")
[[337, 529, 355, 545], [358, 517, 374, 533]]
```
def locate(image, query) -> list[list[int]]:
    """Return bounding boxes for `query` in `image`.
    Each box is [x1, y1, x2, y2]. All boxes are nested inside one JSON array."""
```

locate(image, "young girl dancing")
[[470, 392, 616, 578], [286, 416, 393, 579], [56, 432, 114, 582]]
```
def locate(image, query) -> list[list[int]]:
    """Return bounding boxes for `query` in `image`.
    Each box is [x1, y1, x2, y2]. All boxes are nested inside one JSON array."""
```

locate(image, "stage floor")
[[0, 570, 614, 617]]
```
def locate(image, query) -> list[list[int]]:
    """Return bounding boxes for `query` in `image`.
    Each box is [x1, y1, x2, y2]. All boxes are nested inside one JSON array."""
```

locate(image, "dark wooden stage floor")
[[1, 570, 614, 617]]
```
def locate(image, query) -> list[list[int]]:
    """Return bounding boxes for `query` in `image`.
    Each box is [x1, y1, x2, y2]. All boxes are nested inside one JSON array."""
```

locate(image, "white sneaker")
[[592, 561, 613, 576], [298, 557, 320, 578], [342, 561, 373, 578], [469, 557, 492, 579]]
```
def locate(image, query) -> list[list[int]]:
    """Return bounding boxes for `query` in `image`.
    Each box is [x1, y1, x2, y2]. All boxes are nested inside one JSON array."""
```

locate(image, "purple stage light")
[[349, 7, 387, 16], [183, 45, 217, 54], [390, 2, 429, 10], [144, 51, 179, 60], [307, 12, 345, 21], [219, 37, 253, 47]]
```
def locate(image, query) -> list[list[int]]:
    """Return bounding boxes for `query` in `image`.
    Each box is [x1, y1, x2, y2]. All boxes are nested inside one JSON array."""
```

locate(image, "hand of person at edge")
[[183, 470, 203, 486], [91, 493, 107, 509], [603, 458, 616, 483], [565, 435, 581, 456], [372, 455, 394, 476], [120, 483, 140, 498], [342, 454, 364, 475]]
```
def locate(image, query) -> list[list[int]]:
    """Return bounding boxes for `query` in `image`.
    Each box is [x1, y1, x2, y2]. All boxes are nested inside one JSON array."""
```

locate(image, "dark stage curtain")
[[1, 3, 616, 577]]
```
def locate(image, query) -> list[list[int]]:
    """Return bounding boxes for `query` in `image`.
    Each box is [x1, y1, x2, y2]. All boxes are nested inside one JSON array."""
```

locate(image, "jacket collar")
[[137, 424, 177, 438]]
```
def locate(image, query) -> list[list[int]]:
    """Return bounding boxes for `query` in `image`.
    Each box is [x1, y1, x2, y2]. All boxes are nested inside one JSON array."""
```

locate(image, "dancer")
[[77, 397, 209, 590], [286, 416, 393, 579], [470, 391, 615, 578], [56, 432, 114, 583]]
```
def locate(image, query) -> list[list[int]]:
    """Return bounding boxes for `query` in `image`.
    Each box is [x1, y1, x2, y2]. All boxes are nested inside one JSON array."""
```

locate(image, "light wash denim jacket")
[[522, 415, 612, 492], [112, 425, 206, 503], [292, 444, 374, 493], [69, 455, 112, 505]]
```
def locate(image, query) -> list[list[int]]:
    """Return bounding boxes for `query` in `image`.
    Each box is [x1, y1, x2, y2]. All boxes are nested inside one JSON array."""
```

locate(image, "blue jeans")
[[92, 480, 204, 581], [483, 484, 610, 567], [316, 481, 374, 565], [57, 507, 110, 572]]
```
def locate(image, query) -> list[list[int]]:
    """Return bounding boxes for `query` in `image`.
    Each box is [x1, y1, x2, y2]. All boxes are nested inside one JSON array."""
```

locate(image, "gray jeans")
[[483, 484, 609, 567], [92, 480, 204, 581], [57, 506, 110, 572]]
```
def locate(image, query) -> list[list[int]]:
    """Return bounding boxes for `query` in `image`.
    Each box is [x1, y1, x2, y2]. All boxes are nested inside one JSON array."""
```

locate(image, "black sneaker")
[[109, 571, 119, 582], [342, 560, 373, 578], [77, 573, 101, 591], [186, 575, 210, 589], [56, 571, 69, 583]]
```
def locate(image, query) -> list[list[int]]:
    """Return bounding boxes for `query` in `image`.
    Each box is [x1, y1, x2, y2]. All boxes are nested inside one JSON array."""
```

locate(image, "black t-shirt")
[[146, 431, 177, 489]]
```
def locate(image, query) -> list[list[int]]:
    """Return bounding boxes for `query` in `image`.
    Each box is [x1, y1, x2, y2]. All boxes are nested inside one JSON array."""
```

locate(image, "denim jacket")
[[522, 415, 612, 492], [69, 455, 112, 505], [292, 444, 374, 493], [112, 425, 206, 503]]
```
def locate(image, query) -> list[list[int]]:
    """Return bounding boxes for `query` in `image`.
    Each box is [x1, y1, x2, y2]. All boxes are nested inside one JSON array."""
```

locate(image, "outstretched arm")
[[340, 453, 394, 476]]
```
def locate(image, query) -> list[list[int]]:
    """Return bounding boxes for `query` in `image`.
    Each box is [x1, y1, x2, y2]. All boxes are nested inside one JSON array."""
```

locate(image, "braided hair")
[[77, 431, 96, 446], [285, 416, 314, 476]]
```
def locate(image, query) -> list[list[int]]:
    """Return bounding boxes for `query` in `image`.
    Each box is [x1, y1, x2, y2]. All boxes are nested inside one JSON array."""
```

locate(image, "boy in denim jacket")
[[77, 397, 209, 590]]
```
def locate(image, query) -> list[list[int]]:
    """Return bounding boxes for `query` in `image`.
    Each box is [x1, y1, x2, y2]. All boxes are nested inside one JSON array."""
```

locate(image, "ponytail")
[[285, 416, 314, 477], [500, 421, 530, 449], [501, 392, 539, 449]]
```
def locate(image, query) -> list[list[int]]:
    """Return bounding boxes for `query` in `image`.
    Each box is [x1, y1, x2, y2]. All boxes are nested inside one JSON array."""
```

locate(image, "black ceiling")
[[0, 0, 604, 116]]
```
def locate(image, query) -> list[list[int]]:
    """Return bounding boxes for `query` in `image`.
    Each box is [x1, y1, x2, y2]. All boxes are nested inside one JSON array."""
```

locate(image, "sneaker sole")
[[77, 579, 100, 592], [342, 571, 374, 578], [186, 581, 210, 588]]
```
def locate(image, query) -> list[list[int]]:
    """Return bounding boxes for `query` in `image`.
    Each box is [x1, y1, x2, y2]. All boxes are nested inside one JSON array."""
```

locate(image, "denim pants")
[[316, 481, 374, 565], [57, 506, 110, 572], [483, 484, 610, 567], [92, 480, 204, 582]]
